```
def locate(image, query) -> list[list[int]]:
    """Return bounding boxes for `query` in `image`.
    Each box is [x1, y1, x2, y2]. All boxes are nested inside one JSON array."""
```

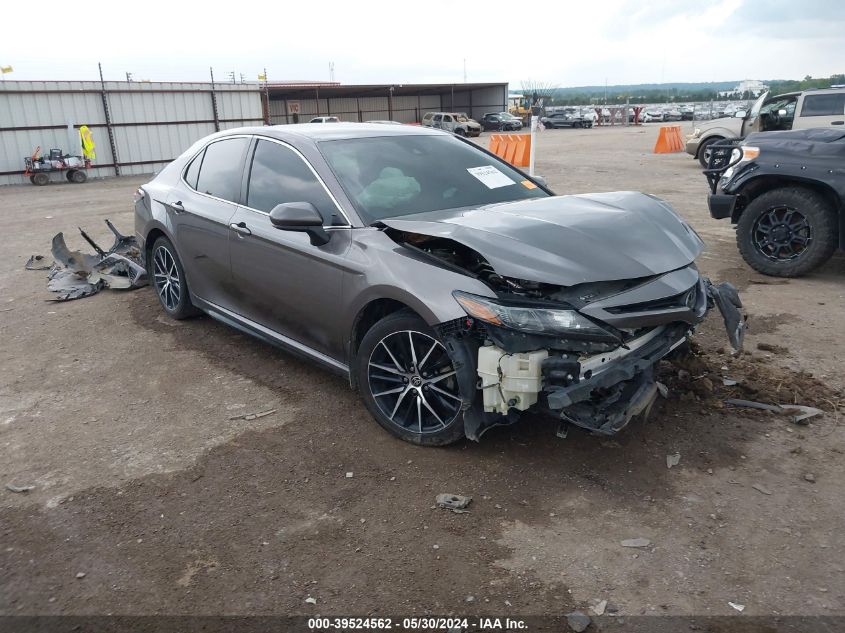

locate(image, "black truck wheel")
[[32, 172, 49, 186], [70, 170, 87, 183], [736, 187, 838, 277]]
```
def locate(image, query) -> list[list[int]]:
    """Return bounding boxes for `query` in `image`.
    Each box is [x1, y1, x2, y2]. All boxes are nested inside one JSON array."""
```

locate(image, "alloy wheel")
[[367, 330, 462, 434], [153, 245, 181, 311], [752, 206, 812, 261]]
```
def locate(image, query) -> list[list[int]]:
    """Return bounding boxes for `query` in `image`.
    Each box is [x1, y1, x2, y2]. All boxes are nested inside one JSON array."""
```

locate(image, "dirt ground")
[[1, 125, 843, 620]]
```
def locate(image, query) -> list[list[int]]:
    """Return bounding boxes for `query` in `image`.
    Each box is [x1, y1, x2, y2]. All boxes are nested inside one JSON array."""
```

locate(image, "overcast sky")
[[2, 0, 842, 87]]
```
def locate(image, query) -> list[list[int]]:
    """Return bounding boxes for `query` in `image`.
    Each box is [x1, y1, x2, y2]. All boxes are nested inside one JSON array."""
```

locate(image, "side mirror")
[[269, 202, 330, 246], [532, 175, 548, 188], [734, 110, 747, 118]]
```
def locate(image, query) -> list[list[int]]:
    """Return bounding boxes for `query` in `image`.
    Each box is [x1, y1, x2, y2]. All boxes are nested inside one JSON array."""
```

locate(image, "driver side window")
[[246, 139, 339, 222]]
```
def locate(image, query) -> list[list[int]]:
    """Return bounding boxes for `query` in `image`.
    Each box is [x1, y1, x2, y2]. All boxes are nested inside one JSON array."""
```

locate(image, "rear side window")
[[183, 151, 203, 189], [246, 139, 338, 219], [195, 137, 250, 202], [801, 94, 845, 117]]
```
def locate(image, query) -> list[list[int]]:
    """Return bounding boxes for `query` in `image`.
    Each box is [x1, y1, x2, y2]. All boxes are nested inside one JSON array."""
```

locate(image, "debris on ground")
[[620, 538, 650, 548], [227, 408, 276, 421], [780, 405, 823, 426], [666, 453, 681, 469], [304, 596, 317, 605], [591, 599, 608, 616], [724, 399, 783, 412], [75, 572, 86, 579], [566, 611, 592, 632], [5, 483, 35, 493], [724, 400, 824, 425], [345, 472, 354, 478], [436, 493, 473, 513], [659, 340, 842, 419], [728, 601, 745, 612], [752, 484, 772, 496], [804, 473, 816, 483], [25, 255, 52, 270], [757, 342, 788, 355], [29, 220, 148, 301], [655, 381, 669, 398]]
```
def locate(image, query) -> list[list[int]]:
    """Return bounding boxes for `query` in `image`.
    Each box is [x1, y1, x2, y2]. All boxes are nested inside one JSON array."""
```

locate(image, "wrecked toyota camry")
[[135, 123, 744, 445]]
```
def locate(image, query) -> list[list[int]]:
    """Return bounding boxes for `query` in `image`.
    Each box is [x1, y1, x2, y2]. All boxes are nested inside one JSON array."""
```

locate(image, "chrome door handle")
[[229, 222, 252, 236], [831, 121, 844, 126], [170, 200, 185, 213]]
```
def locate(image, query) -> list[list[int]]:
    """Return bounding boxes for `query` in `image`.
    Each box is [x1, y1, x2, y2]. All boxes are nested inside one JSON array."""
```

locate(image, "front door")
[[228, 138, 350, 360], [169, 136, 250, 308]]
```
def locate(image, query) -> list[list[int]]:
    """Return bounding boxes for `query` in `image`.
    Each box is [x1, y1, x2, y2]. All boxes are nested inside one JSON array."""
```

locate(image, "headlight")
[[693, 128, 701, 137], [453, 291, 615, 340], [740, 146, 760, 161]]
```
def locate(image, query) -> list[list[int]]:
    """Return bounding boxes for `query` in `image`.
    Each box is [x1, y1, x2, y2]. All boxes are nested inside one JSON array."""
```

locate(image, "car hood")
[[700, 117, 743, 133], [381, 191, 704, 286]]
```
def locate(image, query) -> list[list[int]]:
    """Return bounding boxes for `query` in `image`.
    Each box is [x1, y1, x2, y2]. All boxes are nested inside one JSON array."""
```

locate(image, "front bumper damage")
[[441, 278, 745, 440]]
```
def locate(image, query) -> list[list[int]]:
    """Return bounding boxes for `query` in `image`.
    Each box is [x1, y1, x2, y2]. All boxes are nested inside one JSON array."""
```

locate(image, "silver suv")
[[421, 112, 482, 137], [686, 87, 845, 166]]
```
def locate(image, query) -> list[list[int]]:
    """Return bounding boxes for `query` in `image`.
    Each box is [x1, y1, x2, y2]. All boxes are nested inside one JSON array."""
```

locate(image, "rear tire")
[[150, 236, 200, 319], [736, 187, 838, 277], [356, 311, 467, 446], [70, 169, 87, 183], [32, 172, 49, 186]]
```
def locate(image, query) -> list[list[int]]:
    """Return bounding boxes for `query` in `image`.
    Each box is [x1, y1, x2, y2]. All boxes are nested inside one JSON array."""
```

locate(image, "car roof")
[[214, 122, 445, 142]]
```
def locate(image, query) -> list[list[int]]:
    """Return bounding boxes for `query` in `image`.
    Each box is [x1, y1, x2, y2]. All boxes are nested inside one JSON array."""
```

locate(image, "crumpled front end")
[[435, 264, 745, 439]]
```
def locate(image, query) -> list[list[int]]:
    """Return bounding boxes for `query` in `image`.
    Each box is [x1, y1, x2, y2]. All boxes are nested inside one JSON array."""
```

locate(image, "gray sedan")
[[135, 123, 744, 445]]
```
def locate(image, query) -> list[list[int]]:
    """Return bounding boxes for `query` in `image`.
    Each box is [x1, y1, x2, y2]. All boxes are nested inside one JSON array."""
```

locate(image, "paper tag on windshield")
[[467, 165, 514, 189]]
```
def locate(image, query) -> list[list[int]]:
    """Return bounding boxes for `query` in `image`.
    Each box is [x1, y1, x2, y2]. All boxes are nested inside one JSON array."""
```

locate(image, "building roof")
[[267, 82, 507, 99]]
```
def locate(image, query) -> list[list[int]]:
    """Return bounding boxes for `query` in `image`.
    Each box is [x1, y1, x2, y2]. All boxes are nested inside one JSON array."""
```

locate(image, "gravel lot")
[[1, 124, 843, 618]]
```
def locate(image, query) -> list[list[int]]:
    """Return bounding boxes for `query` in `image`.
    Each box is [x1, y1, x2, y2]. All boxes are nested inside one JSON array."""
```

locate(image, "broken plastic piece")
[[25, 255, 53, 271], [436, 493, 472, 512], [45, 220, 148, 301]]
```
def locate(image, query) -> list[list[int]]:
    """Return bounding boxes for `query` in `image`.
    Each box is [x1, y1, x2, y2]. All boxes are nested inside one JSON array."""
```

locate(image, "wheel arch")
[[731, 175, 843, 229], [695, 134, 725, 158], [348, 298, 424, 389]]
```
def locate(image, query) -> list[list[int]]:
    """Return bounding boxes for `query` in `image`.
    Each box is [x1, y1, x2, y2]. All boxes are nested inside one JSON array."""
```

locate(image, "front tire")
[[357, 311, 466, 446], [697, 137, 722, 168], [736, 187, 838, 277], [150, 236, 200, 319]]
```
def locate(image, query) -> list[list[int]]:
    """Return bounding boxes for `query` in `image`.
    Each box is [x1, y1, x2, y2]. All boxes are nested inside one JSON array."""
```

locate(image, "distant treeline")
[[542, 75, 845, 105]]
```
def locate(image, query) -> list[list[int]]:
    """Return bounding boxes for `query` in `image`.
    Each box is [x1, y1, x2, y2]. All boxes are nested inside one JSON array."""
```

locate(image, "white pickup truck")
[[686, 87, 845, 166]]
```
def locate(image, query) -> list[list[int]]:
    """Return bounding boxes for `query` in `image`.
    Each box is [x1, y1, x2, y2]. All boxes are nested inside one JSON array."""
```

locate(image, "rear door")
[[228, 138, 351, 359], [169, 136, 250, 308], [794, 93, 845, 129]]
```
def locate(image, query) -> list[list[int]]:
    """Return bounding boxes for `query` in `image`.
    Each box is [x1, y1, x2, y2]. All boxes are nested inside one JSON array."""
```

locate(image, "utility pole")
[[209, 67, 220, 132], [463, 58, 467, 83], [329, 62, 335, 82], [125, 72, 133, 82]]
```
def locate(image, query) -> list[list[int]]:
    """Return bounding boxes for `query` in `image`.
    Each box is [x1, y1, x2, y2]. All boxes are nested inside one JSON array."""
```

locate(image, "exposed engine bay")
[[386, 228, 746, 440]]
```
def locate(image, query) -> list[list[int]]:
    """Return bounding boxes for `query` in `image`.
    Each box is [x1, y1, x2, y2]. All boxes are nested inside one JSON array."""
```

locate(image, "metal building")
[[0, 80, 508, 186], [267, 82, 508, 124], [0, 80, 263, 185]]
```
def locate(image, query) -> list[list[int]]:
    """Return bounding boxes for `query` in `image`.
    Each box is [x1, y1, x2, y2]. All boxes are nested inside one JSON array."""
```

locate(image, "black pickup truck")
[[705, 128, 845, 276]]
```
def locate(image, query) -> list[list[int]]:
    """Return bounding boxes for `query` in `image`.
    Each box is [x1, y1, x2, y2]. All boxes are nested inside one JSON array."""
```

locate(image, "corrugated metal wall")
[[0, 81, 264, 185]]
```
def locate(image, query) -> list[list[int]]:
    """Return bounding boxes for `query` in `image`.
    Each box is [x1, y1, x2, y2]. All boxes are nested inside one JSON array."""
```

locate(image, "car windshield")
[[456, 115, 468, 122], [320, 134, 548, 224], [500, 112, 516, 119]]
